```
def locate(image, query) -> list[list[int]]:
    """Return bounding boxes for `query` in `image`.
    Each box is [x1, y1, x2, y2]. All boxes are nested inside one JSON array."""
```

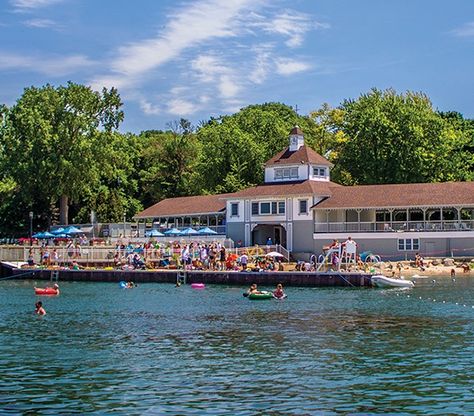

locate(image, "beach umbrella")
[[146, 229, 164, 237], [163, 228, 182, 235], [180, 227, 198, 235], [35, 231, 55, 239], [51, 227, 65, 235], [197, 227, 218, 235], [63, 226, 83, 235], [266, 251, 285, 258]]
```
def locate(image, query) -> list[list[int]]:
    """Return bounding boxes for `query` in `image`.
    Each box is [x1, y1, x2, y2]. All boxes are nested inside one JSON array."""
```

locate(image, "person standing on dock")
[[344, 236, 357, 265]]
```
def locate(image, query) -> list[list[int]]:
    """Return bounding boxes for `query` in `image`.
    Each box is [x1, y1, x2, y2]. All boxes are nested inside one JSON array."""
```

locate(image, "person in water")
[[273, 283, 285, 299], [35, 301, 46, 315], [52, 283, 60, 294], [247, 283, 261, 295]]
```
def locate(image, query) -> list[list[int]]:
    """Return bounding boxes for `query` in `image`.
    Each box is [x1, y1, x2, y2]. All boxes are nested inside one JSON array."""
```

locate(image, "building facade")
[[135, 127, 474, 259]]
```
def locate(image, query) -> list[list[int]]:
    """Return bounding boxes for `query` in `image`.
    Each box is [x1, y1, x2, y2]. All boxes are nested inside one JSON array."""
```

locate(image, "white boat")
[[371, 275, 414, 288]]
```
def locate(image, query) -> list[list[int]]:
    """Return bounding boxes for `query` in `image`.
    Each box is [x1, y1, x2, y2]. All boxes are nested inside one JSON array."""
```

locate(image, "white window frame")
[[274, 167, 299, 181], [230, 202, 239, 217], [313, 167, 326, 177], [260, 202, 271, 215], [251, 201, 286, 216], [398, 238, 420, 251], [299, 199, 308, 215]]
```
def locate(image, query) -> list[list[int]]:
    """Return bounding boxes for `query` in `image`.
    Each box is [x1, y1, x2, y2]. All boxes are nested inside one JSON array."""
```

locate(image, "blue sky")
[[1, 0, 474, 132]]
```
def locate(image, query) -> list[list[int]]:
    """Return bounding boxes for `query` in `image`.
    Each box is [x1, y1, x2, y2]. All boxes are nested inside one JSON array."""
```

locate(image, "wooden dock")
[[0, 262, 373, 287]]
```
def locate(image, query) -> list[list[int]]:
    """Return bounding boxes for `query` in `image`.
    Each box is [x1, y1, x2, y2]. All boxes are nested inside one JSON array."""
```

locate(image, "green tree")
[[331, 88, 472, 184], [138, 121, 201, 205], [2, 82, 123, 225], [196, 102, 318, 193]]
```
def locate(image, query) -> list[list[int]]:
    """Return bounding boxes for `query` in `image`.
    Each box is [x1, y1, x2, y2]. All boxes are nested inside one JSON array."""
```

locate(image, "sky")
[[1, 0, 474, 133]]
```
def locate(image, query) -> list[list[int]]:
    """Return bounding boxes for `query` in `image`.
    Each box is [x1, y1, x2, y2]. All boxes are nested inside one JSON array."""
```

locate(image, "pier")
[[0, 262, 372, 287]]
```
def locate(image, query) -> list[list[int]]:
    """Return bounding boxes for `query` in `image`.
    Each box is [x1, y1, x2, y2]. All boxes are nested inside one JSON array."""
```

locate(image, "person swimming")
[[273, 283, 286, 299], [35, 301, 46, 315], [243, 283, 261, 297]]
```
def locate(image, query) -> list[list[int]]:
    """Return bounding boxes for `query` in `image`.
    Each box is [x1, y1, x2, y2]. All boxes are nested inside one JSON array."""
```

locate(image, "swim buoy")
[[119, 281, 127, 288], [273, 294, 288, 300], [34, 287, 59, 296], [248, 291, 273, 300], [191, 283, 205, 289]]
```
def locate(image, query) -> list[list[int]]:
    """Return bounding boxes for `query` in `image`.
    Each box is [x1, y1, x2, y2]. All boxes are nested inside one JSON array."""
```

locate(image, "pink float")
[[191, 283, 205, 289]]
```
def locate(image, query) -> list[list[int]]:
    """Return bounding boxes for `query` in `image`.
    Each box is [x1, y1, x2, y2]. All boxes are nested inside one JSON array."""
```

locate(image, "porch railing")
[[314, 220, 474, 233]]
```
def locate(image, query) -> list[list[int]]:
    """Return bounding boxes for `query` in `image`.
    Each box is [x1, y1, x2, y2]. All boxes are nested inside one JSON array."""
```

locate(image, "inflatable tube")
[[191, 283, 205, 289], [34, 287, 59, 296], [248, 291, 273, 300], [273, 294, 288, 300], [119, 281, 127, 288]]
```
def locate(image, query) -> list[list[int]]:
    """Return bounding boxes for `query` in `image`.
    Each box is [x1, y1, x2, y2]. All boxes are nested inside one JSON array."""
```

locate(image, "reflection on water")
[[1, 278, 474, 414]]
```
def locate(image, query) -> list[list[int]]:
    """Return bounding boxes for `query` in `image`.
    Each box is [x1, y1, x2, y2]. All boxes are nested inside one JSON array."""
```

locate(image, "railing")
[[0, 242, 288, 264], [314, 220, 474, 233]]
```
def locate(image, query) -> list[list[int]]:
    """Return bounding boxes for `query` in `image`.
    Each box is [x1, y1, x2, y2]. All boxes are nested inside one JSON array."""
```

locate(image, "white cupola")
[[288, 125, 304, 152]]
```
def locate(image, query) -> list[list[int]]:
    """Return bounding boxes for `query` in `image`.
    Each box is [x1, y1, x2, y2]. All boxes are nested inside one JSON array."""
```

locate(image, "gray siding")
[[313, 236, 474, 260], [292, 220, 315, 253], [227, 223, 246, 245]]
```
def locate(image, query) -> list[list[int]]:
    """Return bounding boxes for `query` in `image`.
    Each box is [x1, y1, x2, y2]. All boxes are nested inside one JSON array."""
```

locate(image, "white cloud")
[[167, 98, 200, 116], [275, 58, 311, 75], [251, 10, 329, 48], [92, 0, 259, 90], [0, 51, 95, 76], [140, 99, 161, 116], [23, 18, 60, 29], [89, 1, 325, 118], [218, 74, 240, 98], [10, 0, 64, 11], [452, 22, 474, 37]]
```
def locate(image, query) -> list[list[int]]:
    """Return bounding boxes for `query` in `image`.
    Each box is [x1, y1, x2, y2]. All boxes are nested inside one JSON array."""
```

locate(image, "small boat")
[[248, 291, 274, 300], [34, 287, 59, 296], [371, 275, 414, 288], [191, 283, 205, 289]]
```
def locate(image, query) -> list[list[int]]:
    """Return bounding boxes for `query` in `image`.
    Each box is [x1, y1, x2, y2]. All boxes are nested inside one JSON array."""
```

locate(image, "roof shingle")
[[312, 182, 474, 209], [264, 145, 332, 167], [134, 193, 231, 218], [228, 180, 342, 198]]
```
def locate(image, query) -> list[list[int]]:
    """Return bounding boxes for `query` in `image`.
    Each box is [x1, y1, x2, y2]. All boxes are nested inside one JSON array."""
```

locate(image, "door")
[[274, 227, 281, 245]]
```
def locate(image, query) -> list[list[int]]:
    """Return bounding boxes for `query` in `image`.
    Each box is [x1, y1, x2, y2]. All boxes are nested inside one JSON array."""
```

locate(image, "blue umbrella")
[[54, 233, 70, 238], [180, 227, 198, 235], [197, 227, 218, 235], [63, 226, 83, 235], [35, 231, 55, 239], [163, 228, 182, 235], [51, 227, 65, 235], [146, 229, 164, 237]]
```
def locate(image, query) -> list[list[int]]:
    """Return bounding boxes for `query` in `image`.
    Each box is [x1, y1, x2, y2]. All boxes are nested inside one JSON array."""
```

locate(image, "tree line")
[[0, 83, 472, 236]]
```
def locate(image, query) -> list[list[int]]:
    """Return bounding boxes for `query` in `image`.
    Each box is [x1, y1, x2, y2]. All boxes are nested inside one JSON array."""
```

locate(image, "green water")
[[1, 278, 473, 415]]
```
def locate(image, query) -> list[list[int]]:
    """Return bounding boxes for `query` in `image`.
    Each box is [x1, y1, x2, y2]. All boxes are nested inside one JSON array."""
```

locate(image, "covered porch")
[[314, 206, 474, 233], [135, 212, 227, 237]]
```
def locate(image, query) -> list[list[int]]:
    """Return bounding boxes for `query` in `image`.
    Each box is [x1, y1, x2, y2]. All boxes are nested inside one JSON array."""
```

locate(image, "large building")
[[135, 127, 474, 259]]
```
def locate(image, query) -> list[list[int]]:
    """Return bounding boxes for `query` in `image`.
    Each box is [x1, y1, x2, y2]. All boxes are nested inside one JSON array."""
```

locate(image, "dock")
[[0, 262, 373, 287]]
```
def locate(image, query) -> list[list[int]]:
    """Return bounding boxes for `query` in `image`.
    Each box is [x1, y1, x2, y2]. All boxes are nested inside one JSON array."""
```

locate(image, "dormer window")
[[313, 167, 326, 177], [275, 167, 298, 180]]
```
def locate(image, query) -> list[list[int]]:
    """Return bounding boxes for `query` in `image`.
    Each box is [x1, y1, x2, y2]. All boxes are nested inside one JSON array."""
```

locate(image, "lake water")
[[1, 277, 474, 415]]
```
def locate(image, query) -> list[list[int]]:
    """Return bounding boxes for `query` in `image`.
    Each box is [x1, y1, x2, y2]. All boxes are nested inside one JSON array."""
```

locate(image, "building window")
[[274, 167, 299, 180], [251, 201, 286, 216], [313, 167, 326, 177], [260, 202, 271, 215], [398, 238, 420, 251], [299, 199, 308, 214], [230, 202, 239, 217], [251, 202, 259, 215]]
